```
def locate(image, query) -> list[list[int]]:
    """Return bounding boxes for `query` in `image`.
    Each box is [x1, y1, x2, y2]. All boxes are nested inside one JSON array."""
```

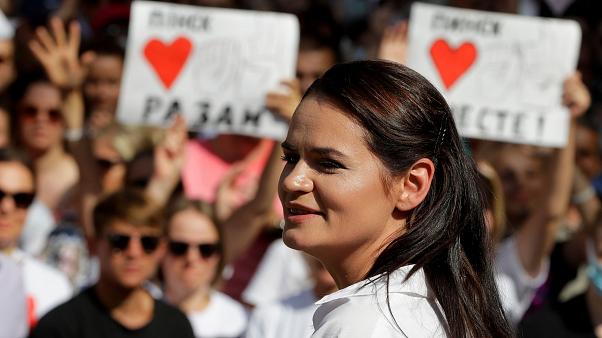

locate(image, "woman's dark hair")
[[164, 195, 225, 286], [305, 60, 512, 337]]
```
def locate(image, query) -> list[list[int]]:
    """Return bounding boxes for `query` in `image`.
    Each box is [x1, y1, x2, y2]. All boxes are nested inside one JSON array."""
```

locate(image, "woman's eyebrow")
[[311, 147, 347, 158]]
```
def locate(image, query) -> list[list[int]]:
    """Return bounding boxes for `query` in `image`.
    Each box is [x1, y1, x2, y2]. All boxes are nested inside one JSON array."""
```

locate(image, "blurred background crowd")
[[0, 0, 601, 337]]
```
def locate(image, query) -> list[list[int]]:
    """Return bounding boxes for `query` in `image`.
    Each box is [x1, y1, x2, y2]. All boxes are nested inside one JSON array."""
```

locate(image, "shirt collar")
[[316, 265, 431, 305]]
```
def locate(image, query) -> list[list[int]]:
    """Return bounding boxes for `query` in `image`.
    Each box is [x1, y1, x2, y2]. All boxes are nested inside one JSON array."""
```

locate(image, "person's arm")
[[515, 72, 591, 277], [29, 17, 95, 136], [145, 115, 187, 206], [220, 79, 300, 264]]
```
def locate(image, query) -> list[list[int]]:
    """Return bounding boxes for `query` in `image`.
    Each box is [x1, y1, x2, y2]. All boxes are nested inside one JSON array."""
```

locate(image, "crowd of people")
[[0, 0, 601, 337]]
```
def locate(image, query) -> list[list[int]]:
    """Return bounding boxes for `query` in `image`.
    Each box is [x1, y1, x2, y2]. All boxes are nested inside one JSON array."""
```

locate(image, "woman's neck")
[[30, 143, 64, 165]]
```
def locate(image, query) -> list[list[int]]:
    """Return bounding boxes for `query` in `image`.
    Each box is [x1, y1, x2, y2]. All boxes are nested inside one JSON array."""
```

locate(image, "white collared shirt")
[[311, 265, 448, 338]]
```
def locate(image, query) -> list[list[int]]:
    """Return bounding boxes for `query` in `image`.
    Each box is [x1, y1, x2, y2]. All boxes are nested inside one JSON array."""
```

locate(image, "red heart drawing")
[[143, 37, 193, 90], [429, 39, 477, 90]]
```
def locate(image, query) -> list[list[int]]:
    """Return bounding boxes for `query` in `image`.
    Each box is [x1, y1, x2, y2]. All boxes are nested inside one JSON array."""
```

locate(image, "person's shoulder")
[[211, 291, 246, 315], [29, 290, 91, 337], [153, 298, 195, 335]]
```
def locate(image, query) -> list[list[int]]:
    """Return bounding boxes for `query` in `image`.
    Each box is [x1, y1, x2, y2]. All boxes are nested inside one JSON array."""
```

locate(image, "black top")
[[29, 287, 195, 338], [518, 292, 596, 338]]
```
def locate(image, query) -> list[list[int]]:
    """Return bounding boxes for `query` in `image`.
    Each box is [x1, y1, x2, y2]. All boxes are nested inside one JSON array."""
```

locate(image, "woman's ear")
[[395, 158, 435, 212]]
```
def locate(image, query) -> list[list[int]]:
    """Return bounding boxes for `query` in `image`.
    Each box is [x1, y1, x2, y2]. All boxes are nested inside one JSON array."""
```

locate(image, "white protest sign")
[[407, 3, 581, 147], [117, 1, 299, 140]]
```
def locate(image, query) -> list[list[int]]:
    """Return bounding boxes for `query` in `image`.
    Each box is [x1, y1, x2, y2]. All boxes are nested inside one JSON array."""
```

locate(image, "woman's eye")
[[281, 153, 299, 164], [318, 159, 344, 172]]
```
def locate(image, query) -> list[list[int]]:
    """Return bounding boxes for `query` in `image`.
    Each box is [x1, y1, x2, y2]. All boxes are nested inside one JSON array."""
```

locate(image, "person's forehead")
[[102, 220, 162, 236], [0, 39, 14, 54], [0, 162, 34, 191]]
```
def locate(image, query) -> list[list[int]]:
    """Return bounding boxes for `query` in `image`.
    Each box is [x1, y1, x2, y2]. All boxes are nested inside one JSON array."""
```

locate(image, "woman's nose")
[[281, 162, 314, 193]]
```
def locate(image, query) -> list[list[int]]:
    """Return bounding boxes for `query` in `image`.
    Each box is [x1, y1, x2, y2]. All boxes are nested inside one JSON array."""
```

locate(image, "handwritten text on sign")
[[117, 2, 299, 140], [407, 3, 581, 147]]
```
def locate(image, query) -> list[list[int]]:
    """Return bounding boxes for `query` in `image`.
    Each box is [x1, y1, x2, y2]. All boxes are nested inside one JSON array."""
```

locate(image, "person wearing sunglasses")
[[30, 188, 195, 338], [0, 148, 72, 331], [11, 73, 80, 258], [161, 196, 248, 338]]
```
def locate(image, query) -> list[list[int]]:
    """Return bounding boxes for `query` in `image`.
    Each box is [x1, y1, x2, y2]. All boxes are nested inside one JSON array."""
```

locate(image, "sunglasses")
[[20, 105, 62, 123], [168, 241, 221, 259], [0, 190, 35, 209], [106, 233, 161, 254]]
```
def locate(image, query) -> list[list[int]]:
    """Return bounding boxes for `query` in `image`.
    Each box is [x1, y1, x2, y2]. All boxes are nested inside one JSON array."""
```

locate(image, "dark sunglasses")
[[0, 190, 35, 209], [21, 105, 62, 123], [106, 233, 160, 254], [96, 158, 122, 171], [168, 241, 221, 259]]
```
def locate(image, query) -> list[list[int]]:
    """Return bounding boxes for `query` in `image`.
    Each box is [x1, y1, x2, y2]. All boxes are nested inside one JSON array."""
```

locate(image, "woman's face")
[[279, 97, 402, 263], [161, 208, 220, 294], [18, 82, 63, 153], [84, 54, 123, 114], [493, 145, 544, 222]]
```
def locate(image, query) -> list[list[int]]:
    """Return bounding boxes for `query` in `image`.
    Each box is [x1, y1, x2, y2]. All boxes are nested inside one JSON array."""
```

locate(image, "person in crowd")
[[0, 147, 72, 330], [82, 37, 123, 134], [30, 188, 195, 338], [575, 118, 602, 198], [0, 252, 27, 338], [474, 72, 591, 324], [0, 9, 15, 94], [245, 255, 336, 338], [519, 223, 602, 337], [278, 60, 512, 337], [296, 31, 340, 94], [12, 72, 79, 255], [161, 196, 248, 338]]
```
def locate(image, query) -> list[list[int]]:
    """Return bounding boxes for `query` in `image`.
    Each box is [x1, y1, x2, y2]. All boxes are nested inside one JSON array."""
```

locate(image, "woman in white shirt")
[[161, 196, 247, 338], [278, 60, 513, 337]]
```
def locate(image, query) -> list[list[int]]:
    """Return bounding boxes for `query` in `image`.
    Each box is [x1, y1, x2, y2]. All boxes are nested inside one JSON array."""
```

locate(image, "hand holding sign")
[[562, 72, 591, 118]]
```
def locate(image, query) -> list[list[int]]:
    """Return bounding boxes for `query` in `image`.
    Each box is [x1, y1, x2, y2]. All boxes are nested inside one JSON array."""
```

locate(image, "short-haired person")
[[278, 61, 512, 337], [0, 148, 72, 329], [29, 189, 195, 338]]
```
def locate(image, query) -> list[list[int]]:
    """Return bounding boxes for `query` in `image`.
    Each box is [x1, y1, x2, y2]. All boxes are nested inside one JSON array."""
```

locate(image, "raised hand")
[[146, 115, 188, 205], [265, 78, 302, 122], [563, 72, 591, 118], [29, 17, 95, 91]]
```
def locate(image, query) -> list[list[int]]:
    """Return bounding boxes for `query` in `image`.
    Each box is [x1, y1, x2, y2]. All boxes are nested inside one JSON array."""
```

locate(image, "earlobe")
[[395, 158, 435, 212]]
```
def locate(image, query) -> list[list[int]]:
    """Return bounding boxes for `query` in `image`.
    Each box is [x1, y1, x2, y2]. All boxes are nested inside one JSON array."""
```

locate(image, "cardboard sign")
[[407, 3, 581, 147], [117, 1, 299, 140]]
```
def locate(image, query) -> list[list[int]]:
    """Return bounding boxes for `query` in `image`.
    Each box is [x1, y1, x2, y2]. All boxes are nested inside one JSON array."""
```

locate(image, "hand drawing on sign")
[[429, 38, 477, 90], [475, 42, 522, 102], [143, 36, 193, 90]]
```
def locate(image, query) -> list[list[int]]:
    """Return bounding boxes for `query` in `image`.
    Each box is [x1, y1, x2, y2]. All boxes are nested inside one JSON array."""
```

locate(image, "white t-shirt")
[[245, 288, 317, 338], [242, 240, 312, 306], [0, 253, 27, 338], [312, 265, 448, 338], [10, 250, 73, 324], [188, 290, 248, 338], [20, 199, 55, 257], [494, 236, 549, 325]]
